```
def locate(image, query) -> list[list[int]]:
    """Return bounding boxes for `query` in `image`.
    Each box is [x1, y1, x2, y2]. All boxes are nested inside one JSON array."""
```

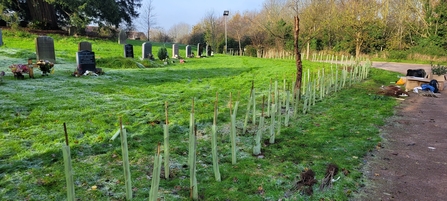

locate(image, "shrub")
[[158, 47, 168, 61], [388, 50, 408, 60], [244, 45, 258, 57], [430, 63, 447, 75]]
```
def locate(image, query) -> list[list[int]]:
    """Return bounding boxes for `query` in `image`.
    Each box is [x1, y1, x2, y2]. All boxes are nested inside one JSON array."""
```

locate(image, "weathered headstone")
[[124, 44, 134, 58], [186, 45, 192, 58], [197, 43, 202, 57], [68, 27, 76, 36], [206, 45, 212, 56], [142, 42, 152, 59], [78, 41, 92, 51], [0, 28, 3, 46], [76, 50, 96, 75], [172, 44, 179, 58], [118, 30, 127, 44], [35, 36, 56, 63]]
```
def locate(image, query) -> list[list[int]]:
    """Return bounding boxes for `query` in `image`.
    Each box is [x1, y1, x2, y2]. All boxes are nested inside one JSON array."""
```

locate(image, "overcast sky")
[[137, 0, 264, 31]]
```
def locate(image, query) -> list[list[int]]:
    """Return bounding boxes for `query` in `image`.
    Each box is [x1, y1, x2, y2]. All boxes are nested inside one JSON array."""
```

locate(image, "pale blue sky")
[[138, 0, 264, 30]]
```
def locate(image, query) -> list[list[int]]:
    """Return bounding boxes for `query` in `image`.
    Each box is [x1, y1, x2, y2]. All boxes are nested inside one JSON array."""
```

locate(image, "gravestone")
[[142, 42, 152, 59], [206, 45, 212, 56], [35, 36, 56, 63], [197, 43, 202, 57], [172, 44, 179, 58], [124, 44, 134, 58], [78, 41, 92, 51], [186, 45, 192, 58], [68, 27, 76, 36], [0, 28, 3, 46], [76, 50, 96, 75], [118, 30, 127, 44]]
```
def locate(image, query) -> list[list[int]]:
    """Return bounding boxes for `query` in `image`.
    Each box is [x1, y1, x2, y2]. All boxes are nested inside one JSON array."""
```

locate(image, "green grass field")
[[0, 29, 403, 200]]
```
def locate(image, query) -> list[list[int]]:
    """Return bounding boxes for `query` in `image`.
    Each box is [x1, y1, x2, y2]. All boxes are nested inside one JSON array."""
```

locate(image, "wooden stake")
[[214, 92, 218, 125], [63, 122, 69, 146], [262, 95, 265, 117], [165, 101, 169, 125]]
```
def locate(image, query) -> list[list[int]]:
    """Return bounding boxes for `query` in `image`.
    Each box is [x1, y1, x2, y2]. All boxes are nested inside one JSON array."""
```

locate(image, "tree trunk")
[[27, 0, 58, 29], [294, 16, 303, 95], [355, 31, 362, 57], [306, 41, 310, 60], [238, 37, 242, 56]]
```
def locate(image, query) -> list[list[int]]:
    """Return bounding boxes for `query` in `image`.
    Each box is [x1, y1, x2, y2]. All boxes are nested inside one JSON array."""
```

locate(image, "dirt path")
[[353, 62, 447, 200]]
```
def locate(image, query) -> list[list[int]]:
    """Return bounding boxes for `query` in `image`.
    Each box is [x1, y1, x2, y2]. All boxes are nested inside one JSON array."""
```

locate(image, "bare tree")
[[228, 12, 249, 55], [338, 0, 380, 57], [259, 0, 292, 50], [202, 10, 220, 52], [151, 28, 173, 43], [140, 0, 157, 41], [245, 11, 268, 57], [168, 22, 191, 43]]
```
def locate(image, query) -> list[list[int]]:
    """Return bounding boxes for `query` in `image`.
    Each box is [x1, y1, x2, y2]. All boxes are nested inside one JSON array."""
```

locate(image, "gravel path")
[[353, 61, 447, 200]]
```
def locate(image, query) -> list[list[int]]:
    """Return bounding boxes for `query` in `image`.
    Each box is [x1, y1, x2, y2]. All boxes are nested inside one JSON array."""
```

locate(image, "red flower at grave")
[[9, 64, 30, 74]]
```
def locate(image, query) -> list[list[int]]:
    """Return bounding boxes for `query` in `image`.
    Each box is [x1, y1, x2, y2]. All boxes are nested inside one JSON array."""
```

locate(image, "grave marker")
[[35, 36, 56, 63], [76, 50, 96, 75], [206, 45, 211, 56], [118, 30, 127, 44], [124, 44, 134, 58], [78, 41, 92, 51], [172, 44, 179, 58], [197, 43, 202, 57], [186, 45, 192, 58], [142, 42, 152, 59]]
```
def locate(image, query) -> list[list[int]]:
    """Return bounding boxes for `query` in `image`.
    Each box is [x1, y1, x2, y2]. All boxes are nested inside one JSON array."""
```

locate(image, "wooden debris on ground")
[[320, 163, 339, 191]]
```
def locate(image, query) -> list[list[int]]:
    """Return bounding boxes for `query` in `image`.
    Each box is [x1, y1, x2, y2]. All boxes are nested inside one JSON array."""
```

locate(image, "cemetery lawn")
[[0, 30, 402, 200]]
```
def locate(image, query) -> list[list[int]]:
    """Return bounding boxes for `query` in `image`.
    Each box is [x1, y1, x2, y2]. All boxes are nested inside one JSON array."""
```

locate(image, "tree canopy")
[[0, 0, 142, 30], [183, 0, 447, 58]]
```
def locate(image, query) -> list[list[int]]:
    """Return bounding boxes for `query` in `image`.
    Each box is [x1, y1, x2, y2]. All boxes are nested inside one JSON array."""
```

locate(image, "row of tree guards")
[[61, 60, 371, 200], [248, 49, 359, 62]]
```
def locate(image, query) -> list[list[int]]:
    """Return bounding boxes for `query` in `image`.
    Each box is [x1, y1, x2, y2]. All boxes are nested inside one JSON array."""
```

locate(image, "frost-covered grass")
[[0, 30, 402, 200]]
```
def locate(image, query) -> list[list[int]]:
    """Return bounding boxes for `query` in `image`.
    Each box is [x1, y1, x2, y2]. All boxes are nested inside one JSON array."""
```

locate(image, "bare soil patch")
[[354, 62, 447, 200]]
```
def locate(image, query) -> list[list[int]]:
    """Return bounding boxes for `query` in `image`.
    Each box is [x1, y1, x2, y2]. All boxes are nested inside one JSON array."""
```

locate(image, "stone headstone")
[[206, 45, 212, 56], [68, 27, 76, 36], [142, 42, 152, 59], [78, 41, 92, 51], [172, 44, 179, 58], [197, 43, 202, 57], [0, 29, 3, 46], [76, 50, 96, 75], [35, 36, 56, 63], [124, 44, 134, 58], [186, 45, 192, 58], [118, 30, 127, 44]]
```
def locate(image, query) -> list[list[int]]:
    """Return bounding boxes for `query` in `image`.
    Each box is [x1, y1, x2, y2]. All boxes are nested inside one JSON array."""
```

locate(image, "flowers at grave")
[[9, 64, 30, 79], [36, 60, 54, 76], [9, 64, 29, 74]]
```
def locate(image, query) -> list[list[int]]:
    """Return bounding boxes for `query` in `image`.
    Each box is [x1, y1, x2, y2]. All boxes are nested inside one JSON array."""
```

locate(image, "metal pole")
[[225, 16, 227, 54], [223, 10, 229, 54]]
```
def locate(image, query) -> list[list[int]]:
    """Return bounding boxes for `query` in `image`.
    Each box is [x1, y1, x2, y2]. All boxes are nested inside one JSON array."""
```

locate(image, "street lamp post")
[[223, 10, 229, 54]]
